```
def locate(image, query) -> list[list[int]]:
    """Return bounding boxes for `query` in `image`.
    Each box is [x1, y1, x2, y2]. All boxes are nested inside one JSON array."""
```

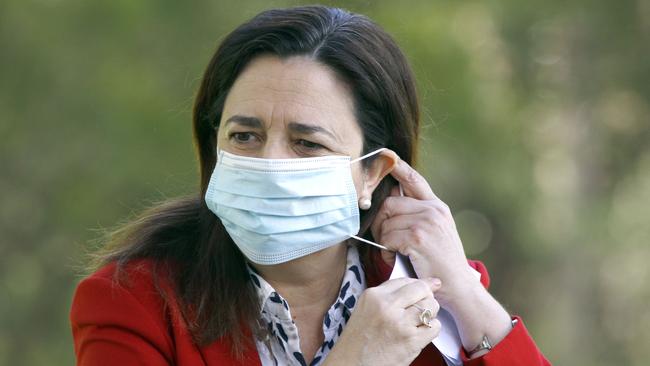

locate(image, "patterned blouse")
[[246, 244, 366, 366]]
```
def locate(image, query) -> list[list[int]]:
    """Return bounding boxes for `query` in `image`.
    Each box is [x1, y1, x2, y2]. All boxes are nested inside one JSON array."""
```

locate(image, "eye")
[[229, 132, 257, 143], [297, 139, 325, 150]]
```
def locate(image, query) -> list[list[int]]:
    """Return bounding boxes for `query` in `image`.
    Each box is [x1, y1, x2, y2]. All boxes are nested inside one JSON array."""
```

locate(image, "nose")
[[260, 137, 295, 159]]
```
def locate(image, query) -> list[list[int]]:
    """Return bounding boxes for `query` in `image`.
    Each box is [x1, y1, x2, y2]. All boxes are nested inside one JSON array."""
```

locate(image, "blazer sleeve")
[[460, 316, 551, 366], [70, 273, 174, 366]]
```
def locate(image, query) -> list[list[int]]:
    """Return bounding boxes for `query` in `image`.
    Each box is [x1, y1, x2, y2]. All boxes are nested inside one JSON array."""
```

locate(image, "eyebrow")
[[224, 115, 339, 142], [287, 122, 339, 142], [224, 115, 263, 128]]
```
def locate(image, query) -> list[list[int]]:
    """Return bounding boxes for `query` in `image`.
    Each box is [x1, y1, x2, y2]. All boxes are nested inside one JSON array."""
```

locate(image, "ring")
[[412, 304, 434, 328]]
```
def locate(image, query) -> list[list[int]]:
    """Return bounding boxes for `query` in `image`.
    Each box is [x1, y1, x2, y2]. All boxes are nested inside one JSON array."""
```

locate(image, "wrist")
[[465, 318, 519, 359], [441, 276, 512, 353], [438, 268, 484, 312]]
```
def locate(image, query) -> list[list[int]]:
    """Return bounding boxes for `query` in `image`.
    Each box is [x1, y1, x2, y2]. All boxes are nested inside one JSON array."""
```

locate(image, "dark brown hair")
[[87, 5, 420, 357]]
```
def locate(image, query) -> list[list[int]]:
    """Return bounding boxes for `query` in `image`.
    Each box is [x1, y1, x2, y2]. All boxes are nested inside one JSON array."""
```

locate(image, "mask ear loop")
[[349, 147, 401, 251], [350, 187, 402, 251], [349, 147, 387, 164], [350, 234, 390, 251]]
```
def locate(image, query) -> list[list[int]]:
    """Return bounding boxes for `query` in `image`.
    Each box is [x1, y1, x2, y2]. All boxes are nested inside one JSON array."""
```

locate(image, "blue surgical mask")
[[204, 148, 388, 265]]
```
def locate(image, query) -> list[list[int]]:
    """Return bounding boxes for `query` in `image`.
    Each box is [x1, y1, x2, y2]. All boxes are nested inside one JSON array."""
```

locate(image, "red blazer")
[[70, 254, 551, 365]]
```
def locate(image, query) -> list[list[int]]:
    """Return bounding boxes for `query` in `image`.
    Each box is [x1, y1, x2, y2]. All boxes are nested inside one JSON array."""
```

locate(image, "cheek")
[[350, 165, 365, 198]]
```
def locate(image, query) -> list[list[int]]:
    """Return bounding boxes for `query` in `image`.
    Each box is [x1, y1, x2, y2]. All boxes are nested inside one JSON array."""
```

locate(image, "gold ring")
[[412, 304, 433, 328]]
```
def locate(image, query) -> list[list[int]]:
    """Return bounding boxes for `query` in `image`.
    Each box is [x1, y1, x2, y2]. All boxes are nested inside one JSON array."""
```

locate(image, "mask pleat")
[[219, 215, 359, 264], [214, 204, 357, 234], [208, 190, 350, 216], [210, 165, 350, 198]]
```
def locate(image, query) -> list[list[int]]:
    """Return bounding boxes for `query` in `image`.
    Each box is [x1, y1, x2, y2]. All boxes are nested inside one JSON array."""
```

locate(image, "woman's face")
[[217, 54, 368, 195]]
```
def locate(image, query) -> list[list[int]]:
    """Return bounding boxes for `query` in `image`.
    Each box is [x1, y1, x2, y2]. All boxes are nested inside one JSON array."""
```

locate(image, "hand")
[[323, 278, 441, 366], [368, 154, 515, 356], [371, 156, 480, 308]]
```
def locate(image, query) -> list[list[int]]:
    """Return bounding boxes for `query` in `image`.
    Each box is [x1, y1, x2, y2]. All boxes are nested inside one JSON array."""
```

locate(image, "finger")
[[381, 196, 431, 217], [405, 299, 441, 330], [380, 213, 421, 239], [374, 277, 422, 293], [413, 297, 440, 318], [402, 315, 441, 346], [379, 210, 442, 241], [390, 279, 438, 308], [427, 318, 442, 337], [380, 249, 396, 268], [417, 318, 442, 340], [371, 196, 429, 239], [390, 158, 436, 200], [378, 228, 413, 254], [376, 228, 405, 252]]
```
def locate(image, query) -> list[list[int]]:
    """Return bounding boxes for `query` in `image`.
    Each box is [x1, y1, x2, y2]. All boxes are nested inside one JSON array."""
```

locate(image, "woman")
[[71, 5, 550, 366]]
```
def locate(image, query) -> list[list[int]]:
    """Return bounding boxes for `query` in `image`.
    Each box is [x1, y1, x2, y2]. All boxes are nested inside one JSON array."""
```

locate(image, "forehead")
[[220, 55, 362, 144]]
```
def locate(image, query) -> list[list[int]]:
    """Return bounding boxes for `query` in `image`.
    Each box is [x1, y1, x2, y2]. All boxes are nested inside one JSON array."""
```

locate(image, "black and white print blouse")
[[246, 244, 366, 366]]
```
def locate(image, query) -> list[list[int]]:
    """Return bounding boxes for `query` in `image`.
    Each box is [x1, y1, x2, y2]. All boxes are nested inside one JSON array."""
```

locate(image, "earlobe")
[[358, 197, 372, 210]]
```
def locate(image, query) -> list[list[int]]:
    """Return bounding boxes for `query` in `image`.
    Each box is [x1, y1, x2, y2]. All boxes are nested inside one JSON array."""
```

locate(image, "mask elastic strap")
[[350, 147, 387, 164], [350, 235, 389, 250], [350, 181, 404, 252]]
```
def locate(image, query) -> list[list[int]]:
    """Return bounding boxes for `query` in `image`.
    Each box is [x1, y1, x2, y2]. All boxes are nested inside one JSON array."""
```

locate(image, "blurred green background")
[[1, 0, 649, 365]]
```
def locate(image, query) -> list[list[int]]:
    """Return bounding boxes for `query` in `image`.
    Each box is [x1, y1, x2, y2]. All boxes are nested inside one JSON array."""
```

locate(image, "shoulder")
[[70, 258, 180, 362], [71, 258, 174, 319]]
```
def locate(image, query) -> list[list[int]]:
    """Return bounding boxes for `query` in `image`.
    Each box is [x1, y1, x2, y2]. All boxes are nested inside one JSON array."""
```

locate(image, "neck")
[[250, 243, 349, 312]]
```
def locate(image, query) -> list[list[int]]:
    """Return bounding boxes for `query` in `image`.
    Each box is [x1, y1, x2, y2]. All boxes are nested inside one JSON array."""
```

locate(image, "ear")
[[360, 149, 399, 198]]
